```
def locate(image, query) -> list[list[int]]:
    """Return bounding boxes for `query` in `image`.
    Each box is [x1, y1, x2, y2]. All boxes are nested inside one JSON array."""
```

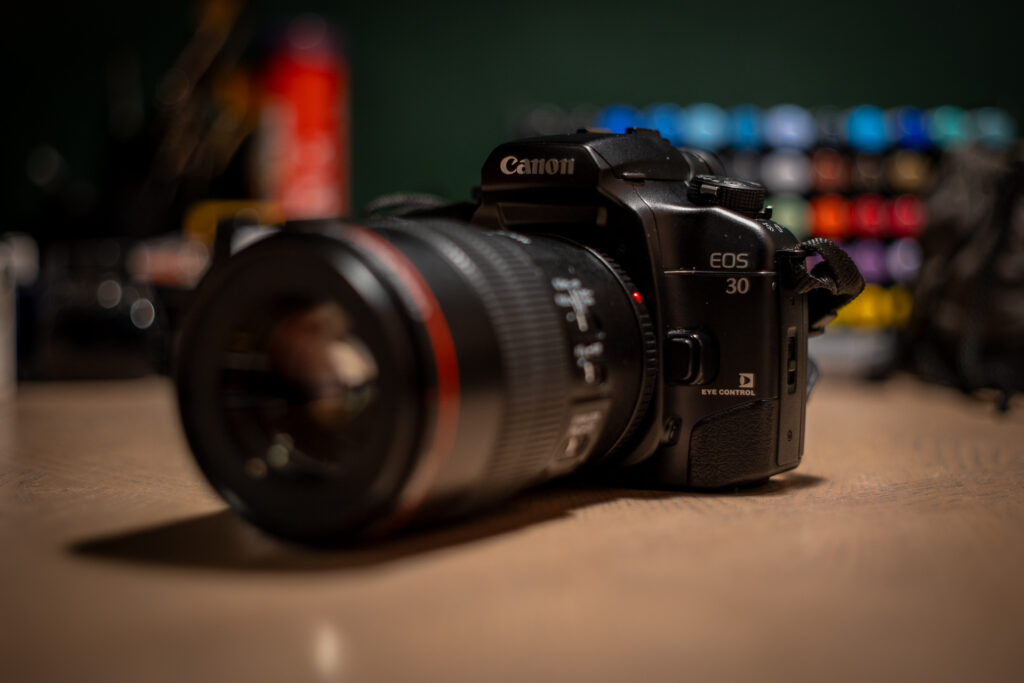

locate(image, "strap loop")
[[779, 237, 865, 335]]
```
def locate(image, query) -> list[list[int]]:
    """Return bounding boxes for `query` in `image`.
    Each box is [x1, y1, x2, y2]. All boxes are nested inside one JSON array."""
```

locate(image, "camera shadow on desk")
[[70, 472, 824, 573]]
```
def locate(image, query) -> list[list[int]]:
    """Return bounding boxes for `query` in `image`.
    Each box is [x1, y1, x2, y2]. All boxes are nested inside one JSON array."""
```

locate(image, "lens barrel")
[[177, 218, 653, 542]]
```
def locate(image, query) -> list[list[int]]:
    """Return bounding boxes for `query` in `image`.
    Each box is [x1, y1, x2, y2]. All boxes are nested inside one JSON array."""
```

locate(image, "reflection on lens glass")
[[268, 302, 378, 425], [223, 300, 380, 474]]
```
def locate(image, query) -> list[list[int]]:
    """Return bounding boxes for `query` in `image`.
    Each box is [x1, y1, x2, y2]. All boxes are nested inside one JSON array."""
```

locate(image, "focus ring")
[[377, 219, 571, 499]]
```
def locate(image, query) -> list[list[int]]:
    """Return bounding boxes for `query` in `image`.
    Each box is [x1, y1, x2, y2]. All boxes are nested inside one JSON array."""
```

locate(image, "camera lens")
[[177, 218, 654, 542]]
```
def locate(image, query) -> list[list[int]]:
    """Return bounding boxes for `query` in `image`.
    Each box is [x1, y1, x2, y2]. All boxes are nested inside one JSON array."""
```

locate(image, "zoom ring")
[[382, 219, 571, 499]]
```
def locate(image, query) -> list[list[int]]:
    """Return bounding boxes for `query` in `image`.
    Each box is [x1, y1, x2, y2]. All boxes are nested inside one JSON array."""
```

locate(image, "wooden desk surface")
[[2, 376, 1022, 682]]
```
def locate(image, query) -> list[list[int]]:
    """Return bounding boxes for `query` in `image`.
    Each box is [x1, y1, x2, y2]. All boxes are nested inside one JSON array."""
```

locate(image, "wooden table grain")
[[1, 376, 1022, 683]]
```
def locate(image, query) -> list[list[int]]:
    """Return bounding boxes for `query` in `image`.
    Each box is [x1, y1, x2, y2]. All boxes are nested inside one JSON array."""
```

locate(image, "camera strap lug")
[[778, 237, 865, 336]]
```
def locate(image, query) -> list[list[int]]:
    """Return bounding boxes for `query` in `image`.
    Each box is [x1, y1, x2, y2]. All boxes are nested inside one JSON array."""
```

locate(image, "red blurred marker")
[[849, 195, 887, 239], [888, 195, 925, 238], [810, 194, 849, 239]]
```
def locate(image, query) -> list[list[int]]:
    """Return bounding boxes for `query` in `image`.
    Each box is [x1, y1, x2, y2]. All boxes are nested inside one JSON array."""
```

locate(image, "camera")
[[176, 129, 863, 543]]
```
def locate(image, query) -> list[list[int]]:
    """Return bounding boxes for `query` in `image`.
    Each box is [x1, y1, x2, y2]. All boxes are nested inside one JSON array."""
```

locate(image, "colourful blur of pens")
[[585, 103, 1016, 152]]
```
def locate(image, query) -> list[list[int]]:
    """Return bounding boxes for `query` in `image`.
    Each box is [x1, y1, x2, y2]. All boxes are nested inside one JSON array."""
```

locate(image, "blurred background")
[[2, 0, 1022, 404]]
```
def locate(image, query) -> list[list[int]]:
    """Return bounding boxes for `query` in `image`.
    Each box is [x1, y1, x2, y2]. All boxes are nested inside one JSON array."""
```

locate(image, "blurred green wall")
[[6, 0, 1019, 227], [331, 0, 1019, 210]]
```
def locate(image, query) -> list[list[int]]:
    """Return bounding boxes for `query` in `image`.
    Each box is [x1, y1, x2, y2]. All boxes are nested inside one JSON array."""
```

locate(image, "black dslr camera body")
[[476, 130, 813, 487], [176, 129, 862, 542]]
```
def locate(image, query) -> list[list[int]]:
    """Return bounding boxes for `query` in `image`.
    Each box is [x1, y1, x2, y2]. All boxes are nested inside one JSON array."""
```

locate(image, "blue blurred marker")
[[645, 103, 686, 145], [927, 106, 973, 148], [972, 107, 1016, 148], [684, 103, 728, 151], [730, 105, 763, 151], [889, 107, 930, 150], [847, 105, 889, 153], [764, 104, 816, 150], [594, 105, 644, 134]]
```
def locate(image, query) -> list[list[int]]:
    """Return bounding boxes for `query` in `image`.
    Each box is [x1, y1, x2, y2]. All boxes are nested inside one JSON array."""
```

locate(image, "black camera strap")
[[779, 237, 865, 336]]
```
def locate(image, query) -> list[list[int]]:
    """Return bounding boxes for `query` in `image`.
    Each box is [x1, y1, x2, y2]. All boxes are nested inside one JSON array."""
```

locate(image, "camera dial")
[[686, 175, 767, 215]]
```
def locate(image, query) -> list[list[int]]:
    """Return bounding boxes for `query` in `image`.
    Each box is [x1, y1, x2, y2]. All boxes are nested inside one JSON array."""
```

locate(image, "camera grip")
[[687, 400, 780, 488]]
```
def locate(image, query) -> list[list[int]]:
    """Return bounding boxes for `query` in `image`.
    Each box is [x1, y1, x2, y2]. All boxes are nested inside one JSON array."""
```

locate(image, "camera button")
[[667, 335, 698, 383], [687, 175, 767, 215], [666, 330, 716, 385]]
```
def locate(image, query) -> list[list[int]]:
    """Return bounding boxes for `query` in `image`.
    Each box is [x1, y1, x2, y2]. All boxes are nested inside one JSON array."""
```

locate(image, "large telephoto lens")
[[176, 218, 655, 542]]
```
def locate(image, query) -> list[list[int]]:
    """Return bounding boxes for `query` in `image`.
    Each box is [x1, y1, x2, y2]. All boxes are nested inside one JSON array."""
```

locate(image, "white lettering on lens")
[[552, 277, 596, 332], [499, 156, 575, 176], [573, 342, 604, 384]]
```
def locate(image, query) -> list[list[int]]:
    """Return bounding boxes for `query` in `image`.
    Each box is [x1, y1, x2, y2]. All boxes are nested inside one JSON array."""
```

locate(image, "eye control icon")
[[738, 373, 755, 389]]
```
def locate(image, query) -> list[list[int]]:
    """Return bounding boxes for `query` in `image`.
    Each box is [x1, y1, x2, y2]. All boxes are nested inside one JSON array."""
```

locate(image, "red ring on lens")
[[346, 226, 460, 529]]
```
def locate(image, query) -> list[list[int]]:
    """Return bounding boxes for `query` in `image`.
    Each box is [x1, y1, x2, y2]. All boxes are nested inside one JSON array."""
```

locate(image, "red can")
[[258, 16, 350, 219]]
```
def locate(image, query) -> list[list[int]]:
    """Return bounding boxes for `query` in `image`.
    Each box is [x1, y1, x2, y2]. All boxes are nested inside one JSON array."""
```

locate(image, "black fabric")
[[909, 147, 1024, 410], [780, 238, 866, 336]]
